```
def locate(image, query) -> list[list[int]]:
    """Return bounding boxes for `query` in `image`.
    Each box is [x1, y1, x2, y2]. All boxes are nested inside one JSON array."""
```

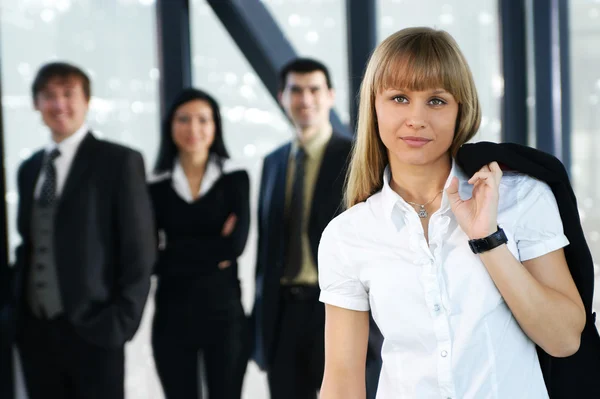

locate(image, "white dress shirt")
[[171, 155, 224, 203], [318, 160, 569, 399], [34, 124, 89, 199], [150, 155, 242, 203]]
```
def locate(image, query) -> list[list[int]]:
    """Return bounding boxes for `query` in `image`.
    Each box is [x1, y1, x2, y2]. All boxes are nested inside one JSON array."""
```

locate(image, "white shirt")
[[171, 155, 224, 203], [147, 155, 242, 203], [34, 124, 89, 198], [318, 161, 569, 399]]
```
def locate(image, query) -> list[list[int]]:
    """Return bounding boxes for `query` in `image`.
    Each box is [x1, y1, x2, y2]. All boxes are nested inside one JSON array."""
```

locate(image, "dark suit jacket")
[[252, 131, 352, 369], [456, 141, 600, 398], [12, 133, 156, 348]]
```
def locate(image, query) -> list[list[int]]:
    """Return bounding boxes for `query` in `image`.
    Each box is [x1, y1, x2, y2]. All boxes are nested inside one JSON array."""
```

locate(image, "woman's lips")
[[401, 136, 431, 148]]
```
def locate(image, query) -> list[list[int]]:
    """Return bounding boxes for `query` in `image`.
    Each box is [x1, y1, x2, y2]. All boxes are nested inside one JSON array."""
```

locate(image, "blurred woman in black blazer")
[[149, 88, 250, 399]]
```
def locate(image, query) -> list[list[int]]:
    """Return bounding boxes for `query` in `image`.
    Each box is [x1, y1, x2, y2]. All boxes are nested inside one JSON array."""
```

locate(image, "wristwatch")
[[468, 227, 508, 254]]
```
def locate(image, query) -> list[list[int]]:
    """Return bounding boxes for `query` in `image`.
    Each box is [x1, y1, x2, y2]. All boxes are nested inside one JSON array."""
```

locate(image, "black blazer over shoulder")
[[253, 131, 352, 369], [12, 133, 156, 348], [456, 141, 600, 398]]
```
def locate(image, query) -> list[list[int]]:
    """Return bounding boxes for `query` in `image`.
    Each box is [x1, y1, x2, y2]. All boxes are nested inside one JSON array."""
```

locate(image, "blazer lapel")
[[58, 132, 96, 206], [273, 144, 291, 222], [311, 133, 348, 216], [20, 151, 45, 236], [272, 144, 291, 270]]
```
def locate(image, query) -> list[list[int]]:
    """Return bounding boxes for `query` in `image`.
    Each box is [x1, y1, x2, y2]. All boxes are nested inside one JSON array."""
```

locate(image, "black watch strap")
[[468, 227, 508, 254]]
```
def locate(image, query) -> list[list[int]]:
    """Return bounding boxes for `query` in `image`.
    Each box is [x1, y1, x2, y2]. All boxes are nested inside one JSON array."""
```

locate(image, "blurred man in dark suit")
[[12, 62, 156, 399], [252, 58, 369, 399]]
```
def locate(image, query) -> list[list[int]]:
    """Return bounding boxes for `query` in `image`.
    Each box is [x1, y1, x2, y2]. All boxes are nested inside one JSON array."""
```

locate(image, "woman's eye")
[[392, 96, 408, 103], [429, 98, 446, 106]]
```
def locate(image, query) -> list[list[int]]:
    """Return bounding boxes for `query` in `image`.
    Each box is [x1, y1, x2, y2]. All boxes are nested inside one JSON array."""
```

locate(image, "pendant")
[[418, 206, 428, 218]]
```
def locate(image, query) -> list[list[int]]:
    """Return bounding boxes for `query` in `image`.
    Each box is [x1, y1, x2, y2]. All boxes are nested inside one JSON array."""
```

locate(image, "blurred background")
[[0, 0, 598, 398]]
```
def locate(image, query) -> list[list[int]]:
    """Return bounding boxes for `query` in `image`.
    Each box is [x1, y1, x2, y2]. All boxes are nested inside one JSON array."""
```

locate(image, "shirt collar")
[[172, 155, 222, 203], [292, 123, 333, 158], [46, 123, 89, 156], [381, 158, 471, 220]]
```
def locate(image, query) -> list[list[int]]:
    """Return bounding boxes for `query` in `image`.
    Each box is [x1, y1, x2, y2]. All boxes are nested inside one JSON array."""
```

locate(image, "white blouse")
[[149, 155, 241, 203], [318, 161, 569, 399], [171, 156, 223, 203]]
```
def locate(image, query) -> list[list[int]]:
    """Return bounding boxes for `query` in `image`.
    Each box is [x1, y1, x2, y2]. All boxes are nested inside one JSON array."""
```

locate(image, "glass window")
[[190, 1, 290, 163], [377, 0, 502, 143], [261, 0, 350, 123], [568, 0, 600, 324], [1, 1, 161, 398]]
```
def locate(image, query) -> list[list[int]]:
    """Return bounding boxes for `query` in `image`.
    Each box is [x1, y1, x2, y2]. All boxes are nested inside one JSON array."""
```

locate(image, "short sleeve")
[[318, 221, 370, 311], [514, 178, 570, 261]]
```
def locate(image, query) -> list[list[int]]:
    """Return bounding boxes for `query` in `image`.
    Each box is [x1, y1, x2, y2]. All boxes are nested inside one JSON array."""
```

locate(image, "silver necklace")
[[406, 190, 443, 219]]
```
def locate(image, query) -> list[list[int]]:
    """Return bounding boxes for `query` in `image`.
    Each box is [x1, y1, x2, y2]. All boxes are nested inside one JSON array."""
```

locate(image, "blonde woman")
[[317, 27, 585, 398]]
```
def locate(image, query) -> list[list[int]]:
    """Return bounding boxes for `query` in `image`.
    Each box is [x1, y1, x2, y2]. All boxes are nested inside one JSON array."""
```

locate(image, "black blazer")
[[12, 133, 156, 348], [456, 141, 600, 398], [252, 131, 352, 369]]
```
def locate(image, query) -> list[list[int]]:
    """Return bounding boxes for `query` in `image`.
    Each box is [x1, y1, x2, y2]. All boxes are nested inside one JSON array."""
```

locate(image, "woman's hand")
[[221, 213, 237, 237], [218, 214, 237, 269], [446, 162, 502, 239], [218, 260, 231, 269]]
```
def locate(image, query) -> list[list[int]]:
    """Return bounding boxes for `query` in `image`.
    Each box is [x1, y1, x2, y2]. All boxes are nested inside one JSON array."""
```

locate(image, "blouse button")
[[441, 350, 448, 358], [433, 304, 441, 312]]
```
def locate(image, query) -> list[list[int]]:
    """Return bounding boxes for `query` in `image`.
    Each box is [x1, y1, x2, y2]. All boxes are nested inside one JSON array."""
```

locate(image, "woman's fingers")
[[489, 161, 503, 179], [468, 171, 493, 185], [218, 260, 231, 269], [221, 213, 238, 237], [468, 163, 503, 186]]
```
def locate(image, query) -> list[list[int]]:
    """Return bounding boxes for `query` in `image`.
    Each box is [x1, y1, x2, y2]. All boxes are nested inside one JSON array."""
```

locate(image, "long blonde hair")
[[345, 27, 481, 208]]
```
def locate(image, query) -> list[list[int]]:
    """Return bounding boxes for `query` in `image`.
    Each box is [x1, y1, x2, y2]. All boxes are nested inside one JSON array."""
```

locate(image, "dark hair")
[[154, 88, 230, 174], [278, 57, 333, 91], [32, 62, 91, 101]]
